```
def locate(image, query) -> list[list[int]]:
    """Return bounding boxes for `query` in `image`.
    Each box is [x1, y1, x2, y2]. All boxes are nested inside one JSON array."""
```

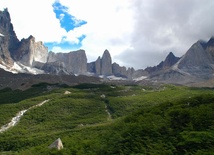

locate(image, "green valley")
[[0, 83, 214, 154]]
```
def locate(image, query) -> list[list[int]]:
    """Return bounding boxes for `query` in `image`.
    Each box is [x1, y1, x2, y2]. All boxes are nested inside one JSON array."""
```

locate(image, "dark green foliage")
[[72, 83, 110, 90], [0, 83, 214, 154], [0, 84, 50, 104]]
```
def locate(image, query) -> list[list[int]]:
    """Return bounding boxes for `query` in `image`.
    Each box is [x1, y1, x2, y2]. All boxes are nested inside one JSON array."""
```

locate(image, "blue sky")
[[45, 1, 87, 51]]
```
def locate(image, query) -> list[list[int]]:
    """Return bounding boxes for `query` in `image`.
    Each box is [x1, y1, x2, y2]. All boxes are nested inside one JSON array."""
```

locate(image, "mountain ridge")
[[1, 8, 214, 87]]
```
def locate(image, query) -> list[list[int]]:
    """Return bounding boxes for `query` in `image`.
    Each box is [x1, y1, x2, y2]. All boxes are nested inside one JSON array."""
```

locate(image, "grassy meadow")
[[0, 83, 213, 154]]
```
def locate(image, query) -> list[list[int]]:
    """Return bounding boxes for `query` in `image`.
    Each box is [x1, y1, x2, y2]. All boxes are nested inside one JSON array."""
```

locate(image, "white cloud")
[[1, 0, 66, 43], [51, 46, 71, 53], [57, 0, 134, 62], [118, 0, 214, 69]]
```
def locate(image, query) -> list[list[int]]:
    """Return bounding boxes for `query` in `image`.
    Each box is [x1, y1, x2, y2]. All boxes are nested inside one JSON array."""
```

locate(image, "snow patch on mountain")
[[11, 62, 45, 74], [0, 62, 45, 74], [133, 76, 148, 81], [107, 75, 127, 81]]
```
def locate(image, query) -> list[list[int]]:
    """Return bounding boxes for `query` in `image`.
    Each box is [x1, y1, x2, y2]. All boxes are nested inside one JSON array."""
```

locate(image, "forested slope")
[[0, 84, 213, 154]]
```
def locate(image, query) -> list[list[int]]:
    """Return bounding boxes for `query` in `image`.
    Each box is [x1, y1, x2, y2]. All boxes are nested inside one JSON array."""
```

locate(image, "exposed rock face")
[[87, 50, 112, 76], [95, 56, 101, 75], [87, 61, 95, 73], [101, 49, 112, 76], [112, 62, 127, 77], [162, 52, 180, 69], [149, 38, 214, 84], [178, 41, 210, 69], [13, 35, 48, 66], [177, 41, 214, 78], [206, 37, 214, 62], [87, 56, 102, 75], [0, 34, 12, 66], [126, 67, 135, 79], [145, 52, 180, 74], [33, 61, 71, 75], [47, 50, 87, 74], [0, 8, 19, 66]]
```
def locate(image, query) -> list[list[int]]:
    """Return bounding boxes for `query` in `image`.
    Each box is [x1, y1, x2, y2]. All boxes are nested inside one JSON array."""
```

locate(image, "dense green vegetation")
[[0, 83, 213, 154]]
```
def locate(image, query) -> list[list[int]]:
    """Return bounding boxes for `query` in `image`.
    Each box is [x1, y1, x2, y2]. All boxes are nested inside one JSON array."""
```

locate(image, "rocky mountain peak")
[[13, 35, 48, 66], [0, 8, 19, 48], [145, 52, 180, 74], [166, 52, 175, 59], [178, 41, 210, 70], [204, 37, 214, 64], [163, 52, 180, 69], [206, 37, 214, 47], [198, 40, 207, 49], [102, 49, 111, 57], [101, 49, 112, 76], [0, 8, 11, 33], [0, 8, 19, 66]]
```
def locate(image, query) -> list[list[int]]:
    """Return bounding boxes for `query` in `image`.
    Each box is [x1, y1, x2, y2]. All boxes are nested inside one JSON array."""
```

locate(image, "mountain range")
[[1, 8, 214, 87]]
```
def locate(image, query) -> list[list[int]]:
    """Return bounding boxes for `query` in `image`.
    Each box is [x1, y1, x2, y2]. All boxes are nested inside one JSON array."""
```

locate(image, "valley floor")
[[0, 83, 213, 154]]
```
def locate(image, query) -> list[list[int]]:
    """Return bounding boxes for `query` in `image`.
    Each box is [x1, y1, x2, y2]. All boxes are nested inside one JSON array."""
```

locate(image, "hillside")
[[0, 83, 213, 154]]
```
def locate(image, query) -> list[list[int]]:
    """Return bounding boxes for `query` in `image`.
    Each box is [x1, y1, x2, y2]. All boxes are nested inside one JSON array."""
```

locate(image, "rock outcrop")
[[149, 38, 214, 84], [177, 40, 214, 78], [0, 8, 19, 67], [87, 56, 102, 75], [33, 61, 71, 75], [95, 56, 101, 75], [87, 50, 147, 79], [101, 49, 112, 76], [13, 35, 48, 66], [112, 62, 127, 77], [47, 50, 87, 74], [145, 52, 180, 74]]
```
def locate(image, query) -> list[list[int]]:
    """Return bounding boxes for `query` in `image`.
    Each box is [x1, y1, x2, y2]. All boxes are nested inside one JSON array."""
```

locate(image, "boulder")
[[48, 138, 63, 150]]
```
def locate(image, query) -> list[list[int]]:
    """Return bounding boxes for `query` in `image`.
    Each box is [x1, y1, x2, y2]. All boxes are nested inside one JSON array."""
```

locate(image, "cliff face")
[[95, 56, 101, 75], [101, 50, 112, 76], [0, 8, 19, 67], [47, 50, 87, 74], [13, 35, 48, 66], [176, 40, 214, 78], [112, 62, 127, 77]]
